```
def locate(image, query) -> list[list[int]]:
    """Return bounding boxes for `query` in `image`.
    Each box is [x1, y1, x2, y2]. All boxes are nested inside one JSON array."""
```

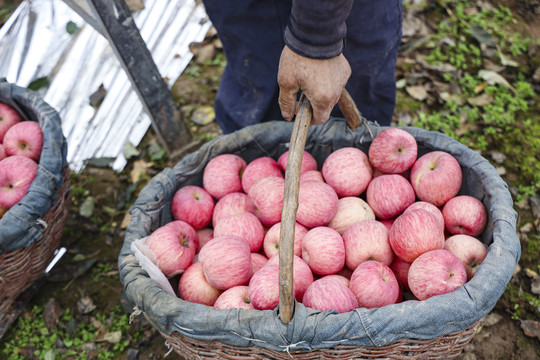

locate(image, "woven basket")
[[0, 167, 71, 314]]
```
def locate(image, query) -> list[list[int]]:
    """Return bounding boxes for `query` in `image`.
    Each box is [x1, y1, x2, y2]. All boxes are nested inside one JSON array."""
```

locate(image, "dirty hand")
[[277, 45, 351, 125]]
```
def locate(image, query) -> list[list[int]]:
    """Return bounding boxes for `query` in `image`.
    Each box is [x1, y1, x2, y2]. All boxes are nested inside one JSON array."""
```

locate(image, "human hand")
[[277, 45, 351, 125]]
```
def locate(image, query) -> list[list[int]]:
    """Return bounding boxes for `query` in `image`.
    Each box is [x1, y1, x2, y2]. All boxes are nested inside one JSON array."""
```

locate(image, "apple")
[[203, 154, 247, 200], [196, 228, 214, 253], [366, 174, 416, 220], [0, 102, 22, 142], [444, 234, 487, 280], [342, 220, 394, 269], [336, 266, 354, 280], [0, 155, 39, 217], [248, 176, 285, 227], [212, 192, 256, 227], [404, 201, 445, 230], [0, 144, 6, 161], [380, 219, 394, 232], [410, 151, 462, 207], [145, 220, 199, 278], [277, 150, 318, 175], [299, 169, 324, 183], [296, 180, 339, 228], [250, 252, 269, 274], [302, 226, 345, 275], [213, 212, 265, 252], [302, 277, 358, 313], [368, 128, 418, 174], [408, 249, 467, 301], [327, 197, 376, 235], [263, 221, 307, 258], [266, 254, 314, 302], [241, 156, 283, 194], [171, 185, 214, 230], [349, 260, 400, 309], [390, 256, 411, 292], [214, 285, 255, 310], [321, 147, 373, 197], [389, 208, 445, 263], [178, 262, 222, 306], [3, 121, 43, 162], [442, 195, 488, 237], [248, 264, 280, 310], [198, 235, 253, 290], [320, 274, 350, 287]]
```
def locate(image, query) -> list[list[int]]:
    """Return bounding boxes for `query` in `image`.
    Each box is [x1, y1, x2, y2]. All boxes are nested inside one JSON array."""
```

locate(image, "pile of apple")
[[0, 102, 44, 219], [143, 127, 488, 313]]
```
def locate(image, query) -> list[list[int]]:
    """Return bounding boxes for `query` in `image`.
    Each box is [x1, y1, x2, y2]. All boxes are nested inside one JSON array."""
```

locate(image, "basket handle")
[[278, 89, 364, 324]]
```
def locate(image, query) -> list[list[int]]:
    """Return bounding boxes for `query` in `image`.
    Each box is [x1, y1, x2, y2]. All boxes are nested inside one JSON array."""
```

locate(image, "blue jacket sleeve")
[[284, 0, 354, 59]]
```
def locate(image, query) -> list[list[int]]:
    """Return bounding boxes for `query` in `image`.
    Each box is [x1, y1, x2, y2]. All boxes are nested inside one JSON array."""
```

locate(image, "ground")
[[1, 0, 540, 359]]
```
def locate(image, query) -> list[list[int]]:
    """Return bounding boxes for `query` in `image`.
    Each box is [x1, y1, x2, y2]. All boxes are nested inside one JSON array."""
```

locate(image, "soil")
[[1, 0, 540, 359]]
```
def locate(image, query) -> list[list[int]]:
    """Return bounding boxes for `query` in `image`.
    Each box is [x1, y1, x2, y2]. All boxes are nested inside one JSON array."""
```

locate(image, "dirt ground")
[[1, 0, 540, 359]]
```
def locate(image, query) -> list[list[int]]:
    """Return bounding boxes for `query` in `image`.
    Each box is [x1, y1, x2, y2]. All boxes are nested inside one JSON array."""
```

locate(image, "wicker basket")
[[0, 167, 71, 314], [120, 94, 519, 359]]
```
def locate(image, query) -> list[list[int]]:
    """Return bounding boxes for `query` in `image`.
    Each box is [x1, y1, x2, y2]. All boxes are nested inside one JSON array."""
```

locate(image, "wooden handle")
[[278, 90, 367, 324]]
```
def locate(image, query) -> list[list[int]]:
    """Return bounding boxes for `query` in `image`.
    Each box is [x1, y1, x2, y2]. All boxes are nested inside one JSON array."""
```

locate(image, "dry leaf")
[[521, 320, 540, 340], [478, 70, 516, 93], [77, 296, 96, 314], [467, 93, 494, 106], [405, 85, 429, 101], [130, 159, 153, 183]]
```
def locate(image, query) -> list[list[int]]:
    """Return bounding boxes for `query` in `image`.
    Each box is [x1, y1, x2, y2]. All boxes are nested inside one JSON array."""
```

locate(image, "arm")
[[278, 0, 353, 124]]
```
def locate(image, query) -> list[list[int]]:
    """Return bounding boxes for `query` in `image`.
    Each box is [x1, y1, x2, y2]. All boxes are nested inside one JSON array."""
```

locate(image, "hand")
[[277, 45, 351, 125]]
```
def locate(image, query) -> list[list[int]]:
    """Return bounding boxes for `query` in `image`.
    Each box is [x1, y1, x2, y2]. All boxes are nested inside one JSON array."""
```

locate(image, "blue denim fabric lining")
[[0, 80, 68, 252], [118, 118, 520, 351]]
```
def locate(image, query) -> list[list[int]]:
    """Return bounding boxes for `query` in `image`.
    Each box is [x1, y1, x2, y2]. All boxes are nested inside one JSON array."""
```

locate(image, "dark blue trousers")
[[203, 0, 403, 133]]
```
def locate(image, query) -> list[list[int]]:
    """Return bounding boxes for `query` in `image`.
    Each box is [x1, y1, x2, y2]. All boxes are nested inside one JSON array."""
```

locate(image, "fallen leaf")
[[103, 330, 123, 344], [77, 296, 96, 314], [130, 159, 153, 183], [122, 142, 140, 160], [467, 93, 494, 106], [192, 106, 216, 126], [79, 196, 95, 218], [521, 320, 540, 340], [405, 85, 429, 101], [478, 70, 516, 93], [44, 298, 62, 330]]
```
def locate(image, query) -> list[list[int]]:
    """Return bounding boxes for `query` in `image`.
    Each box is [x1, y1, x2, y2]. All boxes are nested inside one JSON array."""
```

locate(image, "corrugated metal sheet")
[[0, 0, 211, 171]]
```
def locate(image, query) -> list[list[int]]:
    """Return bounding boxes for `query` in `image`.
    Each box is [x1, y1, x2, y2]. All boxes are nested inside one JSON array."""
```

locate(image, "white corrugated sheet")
[[0, 0, 211, 171]]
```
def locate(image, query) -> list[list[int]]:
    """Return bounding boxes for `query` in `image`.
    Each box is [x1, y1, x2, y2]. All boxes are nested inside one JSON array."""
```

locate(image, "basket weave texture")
[[0, 168, 71, 314], [119, 118, 520, 359]]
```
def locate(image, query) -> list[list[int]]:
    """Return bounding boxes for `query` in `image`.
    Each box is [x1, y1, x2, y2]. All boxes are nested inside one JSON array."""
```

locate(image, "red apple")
[[196, 228, 214, 253], [349, 260, 400, 309], [203, 154, 247, 200], [266, 254, 314, 302], [327, 197, 376, 235], [214, 285, 255, 310], [263, 221, 307, 258], [198, 235, 253, 290], [250, 252, 269, 274], [442, 195, 488, 237], [302, 226, 345, 275], [302, 277, 358, 313], [248, 176, 285, 227], [212, 192, 256, 227], [296, 180, 339, 228], [178, 262, 222, 306], [213, 212, 265, 252], [0, 144, 6, 161], [321, 147, 373, 197], [171, 185, 214, 230], [241, 156, 283, 194], [3, 121, 43, 162], [410, 151, 462, 207], [408, 249, 467, 301], [0, 155, 38, 217], [145, 220, 199, 278], [368, 128, 418, 174], [0, 102, 22, 143], [390, 256, 411, 292], [343, 220, 394, 269], [404, 201, 445, 230], [444, 234, 487, 280], [389, 208, 445, 263], [299, 169, 324, 183], [248, 264, 281, 310], [320, 274, 350, 287], [278, 150, 318, 175], [366, 174, 416, 220]]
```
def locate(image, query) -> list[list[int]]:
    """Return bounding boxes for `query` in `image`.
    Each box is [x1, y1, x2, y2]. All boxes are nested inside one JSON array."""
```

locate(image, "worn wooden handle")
[[278, 89, 366, 324]]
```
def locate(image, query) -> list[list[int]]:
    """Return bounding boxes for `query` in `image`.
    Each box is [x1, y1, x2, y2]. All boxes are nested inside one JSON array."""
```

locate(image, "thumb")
[[278, 83, 299, 121]]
